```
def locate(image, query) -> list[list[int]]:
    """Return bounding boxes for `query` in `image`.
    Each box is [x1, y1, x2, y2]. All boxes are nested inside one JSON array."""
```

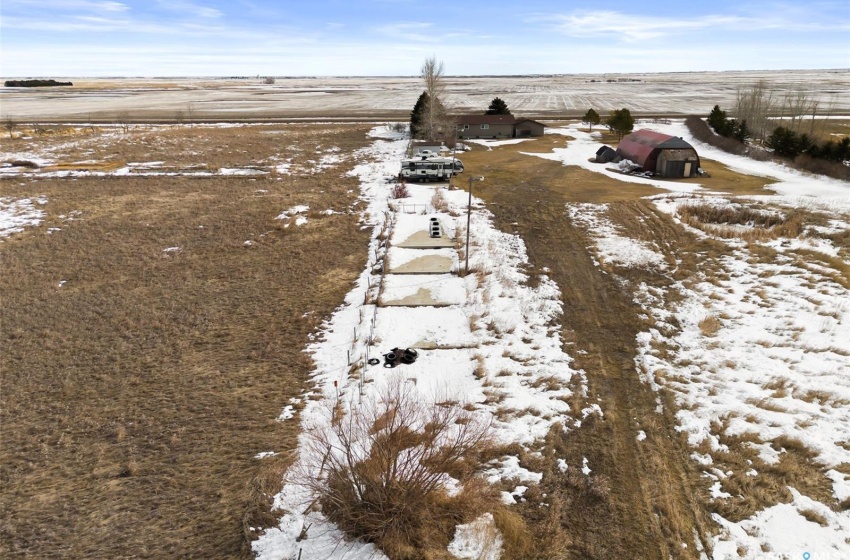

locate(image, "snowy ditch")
[[253, 127, 580, 559]]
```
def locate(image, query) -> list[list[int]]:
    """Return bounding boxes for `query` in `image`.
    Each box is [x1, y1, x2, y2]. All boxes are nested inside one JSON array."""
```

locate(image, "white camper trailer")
[[400, 156, 464, 182]]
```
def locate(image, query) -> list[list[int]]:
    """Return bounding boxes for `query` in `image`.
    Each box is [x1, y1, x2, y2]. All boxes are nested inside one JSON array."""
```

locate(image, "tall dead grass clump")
[[297, 378, 511, 559], [431, 188, 450, 213], [679, 203, 804, 241]]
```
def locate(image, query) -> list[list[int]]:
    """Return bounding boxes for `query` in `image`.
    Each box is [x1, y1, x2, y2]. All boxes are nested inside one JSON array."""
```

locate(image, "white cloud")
[[2, 0, 129, 11], [543, 9, 849, 42], [154, 0, 222, 19]]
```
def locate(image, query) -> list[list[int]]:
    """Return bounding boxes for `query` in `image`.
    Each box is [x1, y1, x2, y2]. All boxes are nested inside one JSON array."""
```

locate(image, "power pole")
[[465, 175, 472, 275]]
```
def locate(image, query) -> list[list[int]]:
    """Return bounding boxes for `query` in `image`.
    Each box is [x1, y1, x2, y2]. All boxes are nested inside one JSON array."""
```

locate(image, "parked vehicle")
[[400, 156, 464, 182]]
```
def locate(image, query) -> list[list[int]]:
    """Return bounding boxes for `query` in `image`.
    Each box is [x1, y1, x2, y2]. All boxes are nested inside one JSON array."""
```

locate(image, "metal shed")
[[616, 129, 700, 177], [595, 145, 618, 163]]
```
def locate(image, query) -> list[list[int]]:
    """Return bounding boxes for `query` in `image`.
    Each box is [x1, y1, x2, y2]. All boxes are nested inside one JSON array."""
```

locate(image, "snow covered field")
[[2, 69, 848, 120]]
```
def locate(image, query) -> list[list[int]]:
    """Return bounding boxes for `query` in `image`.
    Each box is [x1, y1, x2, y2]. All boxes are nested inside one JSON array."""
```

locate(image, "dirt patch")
[[0, 125, 374, 559], [460, 142, 716, 557], [490, 197, 712, 558]]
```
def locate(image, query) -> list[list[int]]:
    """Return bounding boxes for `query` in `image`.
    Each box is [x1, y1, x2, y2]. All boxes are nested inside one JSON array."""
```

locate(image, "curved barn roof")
[[616, 129, 695, 168]]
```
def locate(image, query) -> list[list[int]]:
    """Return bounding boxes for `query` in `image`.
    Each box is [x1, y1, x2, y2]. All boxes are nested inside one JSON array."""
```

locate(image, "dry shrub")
[[391, 182, 410, 199], [698, 315, 722, 336], [299, 378, 509, 559], [679, 203, 804, 241], [431, 188, 450, 213]]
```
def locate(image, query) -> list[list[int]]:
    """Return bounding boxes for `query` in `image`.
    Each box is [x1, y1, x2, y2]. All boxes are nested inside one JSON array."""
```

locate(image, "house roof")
[[514, 118, 546, 127], [456, 114, 517, 125], [454, 114, 547, 127]]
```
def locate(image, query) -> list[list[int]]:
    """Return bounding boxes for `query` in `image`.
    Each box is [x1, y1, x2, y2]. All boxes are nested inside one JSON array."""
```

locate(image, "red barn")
[[616, 129, 700, 178]]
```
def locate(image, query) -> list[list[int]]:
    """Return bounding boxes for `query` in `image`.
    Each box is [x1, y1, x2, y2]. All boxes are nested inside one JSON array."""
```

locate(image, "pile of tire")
[[382, 347, 419, 368]]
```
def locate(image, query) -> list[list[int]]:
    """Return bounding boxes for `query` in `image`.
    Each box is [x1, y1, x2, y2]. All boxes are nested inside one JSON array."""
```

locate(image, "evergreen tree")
[[605, 108, 634, 140], [707, 105, 730, 136], [582, 108, 600, 131], [732, 119, 750, 143], [766, 126, 803, 158], [410, 91, 429, 139], [485, 97, 511, 115]]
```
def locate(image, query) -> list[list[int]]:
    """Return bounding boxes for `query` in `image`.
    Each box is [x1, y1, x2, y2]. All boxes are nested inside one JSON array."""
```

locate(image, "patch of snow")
[[275, 205, 309, 220], [711, 488, 850, 559], [447, 513, 503, 560], [567, 203, 666, 268], [220, 167, 267, 176], [0, 197, 46, 238], [254, 451, 277, 459]]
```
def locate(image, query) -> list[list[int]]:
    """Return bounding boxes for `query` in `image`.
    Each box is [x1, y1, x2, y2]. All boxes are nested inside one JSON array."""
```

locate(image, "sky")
[[1, 0, 848, 77]]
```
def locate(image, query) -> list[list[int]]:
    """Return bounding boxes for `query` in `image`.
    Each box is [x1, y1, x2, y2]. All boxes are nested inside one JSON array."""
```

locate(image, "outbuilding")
[[616, 129, 700, 178], [411, 141, 444, 156], [595, 145, 618, 163]]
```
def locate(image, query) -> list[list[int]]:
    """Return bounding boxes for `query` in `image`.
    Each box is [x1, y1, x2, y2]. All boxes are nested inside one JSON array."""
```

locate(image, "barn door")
[[684, 162, 692, 177], [667, 161, 685, 177]]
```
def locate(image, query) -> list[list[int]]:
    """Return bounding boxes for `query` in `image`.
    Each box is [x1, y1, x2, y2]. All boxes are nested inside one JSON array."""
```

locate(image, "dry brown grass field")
[[0, 124, 375, 559], [2, 118, 848, 559], [456, 135, 848, 558]]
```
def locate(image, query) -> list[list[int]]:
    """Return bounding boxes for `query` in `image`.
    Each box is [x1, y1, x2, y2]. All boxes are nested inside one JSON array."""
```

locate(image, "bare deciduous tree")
[[734, 81, 777, 143], [735, 82, 835, 144], [115, 111, 131, 133], [3, 116, 17, 139], [419, 56, 452, 141], [186, 102, 196, 128]]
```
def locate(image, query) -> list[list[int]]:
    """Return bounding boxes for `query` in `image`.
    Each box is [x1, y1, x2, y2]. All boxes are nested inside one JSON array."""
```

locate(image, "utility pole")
[[465, 175, 472, 275]]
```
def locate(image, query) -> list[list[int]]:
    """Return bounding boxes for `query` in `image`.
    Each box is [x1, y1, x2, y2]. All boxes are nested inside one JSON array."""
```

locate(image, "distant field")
[[1, 69, 849, 121]]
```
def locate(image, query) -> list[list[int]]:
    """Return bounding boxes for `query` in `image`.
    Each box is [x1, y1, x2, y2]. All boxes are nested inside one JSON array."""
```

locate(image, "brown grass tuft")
[[698, 315, 722, 336], [799, 508, 829, 527]]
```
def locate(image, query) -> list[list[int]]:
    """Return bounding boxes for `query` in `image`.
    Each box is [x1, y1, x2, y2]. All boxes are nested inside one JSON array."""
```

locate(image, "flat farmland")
[[2, 101, 849, 558], [1, 69, 849, 122], [0, 124, 377, 559]]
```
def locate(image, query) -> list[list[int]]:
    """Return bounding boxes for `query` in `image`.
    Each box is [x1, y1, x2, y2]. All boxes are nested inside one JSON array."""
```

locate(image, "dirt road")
[[483, 183, 713, 559]]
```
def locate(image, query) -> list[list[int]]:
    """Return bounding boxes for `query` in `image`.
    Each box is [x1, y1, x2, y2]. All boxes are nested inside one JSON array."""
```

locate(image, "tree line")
[[708, 102, 849, 162]]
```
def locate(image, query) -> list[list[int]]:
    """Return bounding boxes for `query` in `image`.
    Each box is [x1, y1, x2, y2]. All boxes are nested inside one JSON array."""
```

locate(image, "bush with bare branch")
[[391, 182, 410, 199], [3, 116, 17, 139], [295, 378, 502, 558]]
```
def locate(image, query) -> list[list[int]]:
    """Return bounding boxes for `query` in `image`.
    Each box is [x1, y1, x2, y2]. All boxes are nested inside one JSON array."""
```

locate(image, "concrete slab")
[[396, 230, 455, 249], [391, 213, 455, 249], [387, 247, 456, 274], [373, 306, 475, 349], [380, 274, 467, 307]]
